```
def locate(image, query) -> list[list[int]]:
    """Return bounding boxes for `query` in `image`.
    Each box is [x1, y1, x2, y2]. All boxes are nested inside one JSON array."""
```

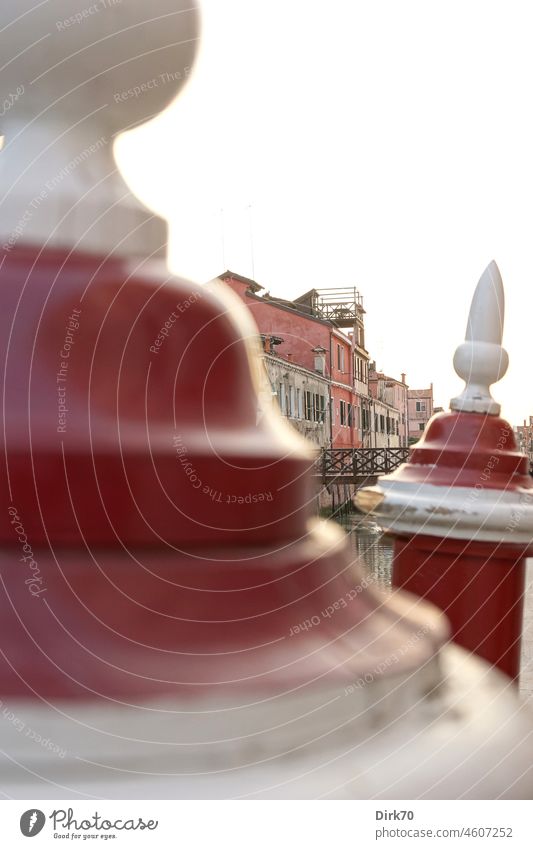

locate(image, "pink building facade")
[[408, 384, 434, 442], [369, 366, 409, 447], [220, 270, 417, 452]]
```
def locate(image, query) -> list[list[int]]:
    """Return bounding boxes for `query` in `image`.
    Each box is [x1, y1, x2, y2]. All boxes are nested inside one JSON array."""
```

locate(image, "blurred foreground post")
[[0, 3, 532, 799]]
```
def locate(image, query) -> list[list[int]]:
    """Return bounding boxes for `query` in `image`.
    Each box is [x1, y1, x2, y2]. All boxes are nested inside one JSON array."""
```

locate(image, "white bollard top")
[[450, 260, 509, 415], [0, 1, 199, 257]]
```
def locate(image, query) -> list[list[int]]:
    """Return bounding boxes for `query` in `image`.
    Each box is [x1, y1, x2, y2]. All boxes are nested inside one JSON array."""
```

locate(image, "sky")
[[116, 0, 533, 426]]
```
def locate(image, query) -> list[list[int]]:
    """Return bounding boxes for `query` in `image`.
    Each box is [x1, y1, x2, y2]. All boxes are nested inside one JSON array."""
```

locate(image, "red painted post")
[[357, 262, 533, 680]]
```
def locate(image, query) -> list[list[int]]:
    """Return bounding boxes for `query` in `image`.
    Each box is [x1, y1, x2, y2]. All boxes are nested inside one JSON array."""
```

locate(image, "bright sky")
[[116, 0, 533, 426]]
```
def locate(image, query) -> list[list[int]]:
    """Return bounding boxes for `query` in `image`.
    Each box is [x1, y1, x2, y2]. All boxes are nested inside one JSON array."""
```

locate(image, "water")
[[336, 514, 394, 590]]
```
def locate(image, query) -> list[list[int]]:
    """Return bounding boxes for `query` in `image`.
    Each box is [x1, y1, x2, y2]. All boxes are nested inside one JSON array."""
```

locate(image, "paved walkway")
[[520, 560, 533, 705]]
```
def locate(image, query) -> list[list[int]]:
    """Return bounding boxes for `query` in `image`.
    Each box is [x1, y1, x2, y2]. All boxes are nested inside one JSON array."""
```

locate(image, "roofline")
[[236, 288, 336, 329], [332, 327, 352, 344], [370, 372, 409, 387], [218, 269, 264, 292]]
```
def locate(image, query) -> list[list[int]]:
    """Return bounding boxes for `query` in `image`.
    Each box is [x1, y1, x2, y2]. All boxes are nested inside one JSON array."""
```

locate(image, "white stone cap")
[[357, 479, 533, 543], [450, 261, 509, 415], [0, 0, 199, 257]]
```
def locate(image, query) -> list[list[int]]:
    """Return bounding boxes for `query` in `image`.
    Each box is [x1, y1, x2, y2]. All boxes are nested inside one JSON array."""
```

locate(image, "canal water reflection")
[[337, 514, 394, 591]]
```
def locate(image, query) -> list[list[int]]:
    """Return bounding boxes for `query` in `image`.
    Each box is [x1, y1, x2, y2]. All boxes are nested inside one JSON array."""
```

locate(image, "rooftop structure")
[[294, 286, 365, 327]]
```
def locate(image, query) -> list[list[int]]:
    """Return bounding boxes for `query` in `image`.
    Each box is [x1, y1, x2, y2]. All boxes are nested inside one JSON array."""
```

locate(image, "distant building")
[[369, 365, 409, 447], [515, 417, 533, 466], [408, 384, 434, 442], [264, 340, 331, 448], [219, 271, 372, 449], [292, 286, 370, 449], [219, 270, 413, 453]]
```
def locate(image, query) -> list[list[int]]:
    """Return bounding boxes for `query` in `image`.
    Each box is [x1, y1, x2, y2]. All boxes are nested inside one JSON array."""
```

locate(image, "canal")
[[336, 514, 394, 590]]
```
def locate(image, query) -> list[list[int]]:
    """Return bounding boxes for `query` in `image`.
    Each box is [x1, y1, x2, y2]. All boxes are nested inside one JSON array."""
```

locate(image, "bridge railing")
[[316, 447, 410, 479]]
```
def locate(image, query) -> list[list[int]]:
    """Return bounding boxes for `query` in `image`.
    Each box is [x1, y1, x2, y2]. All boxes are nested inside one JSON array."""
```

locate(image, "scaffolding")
[[294, 286, 364, 327]]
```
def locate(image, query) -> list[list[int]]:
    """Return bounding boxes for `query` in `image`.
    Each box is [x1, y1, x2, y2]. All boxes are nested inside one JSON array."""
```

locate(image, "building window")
[[419, 422, 425, 431], [416, 401, 426, 412], [305, 391, 312, 421], [340, 400, 346, 426], [279, 384, 286, 415], [337, 345, 345, 372], [289, 386, 295, 417], [319, 395, 326, 423], [347, 403, 353, 427], [380, 415, 385, 432], [374, 414, 378, 432], [313, 393, 321, 422], [330, 396, 335, 424], [297, 388, 303, 419]]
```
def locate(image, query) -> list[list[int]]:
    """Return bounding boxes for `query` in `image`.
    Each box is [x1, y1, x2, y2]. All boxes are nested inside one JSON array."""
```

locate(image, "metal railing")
[[315, 447, 410, 480]]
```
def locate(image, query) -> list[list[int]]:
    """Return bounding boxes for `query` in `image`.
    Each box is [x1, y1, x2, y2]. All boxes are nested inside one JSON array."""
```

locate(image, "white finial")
[[0, 1, 198, 257], [450, 260, 508, 415]]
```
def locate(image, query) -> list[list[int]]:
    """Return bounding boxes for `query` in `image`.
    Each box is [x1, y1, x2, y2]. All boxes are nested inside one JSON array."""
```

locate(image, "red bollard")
[[357, 262, 533, 680]]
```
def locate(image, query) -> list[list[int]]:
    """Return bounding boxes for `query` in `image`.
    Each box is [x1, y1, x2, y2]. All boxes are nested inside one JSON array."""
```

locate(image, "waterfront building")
[[515, 417, 533, 466], [264, 344, 331, 448], [408, 384, 434, 442], [329, 328, 364, 448], [369, 365, 409, 447], [220, 270, 412, 451], [219, 271, 331, 448]]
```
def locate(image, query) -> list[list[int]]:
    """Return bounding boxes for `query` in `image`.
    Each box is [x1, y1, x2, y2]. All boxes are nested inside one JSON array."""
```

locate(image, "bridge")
[[314, 447, 410, 483]]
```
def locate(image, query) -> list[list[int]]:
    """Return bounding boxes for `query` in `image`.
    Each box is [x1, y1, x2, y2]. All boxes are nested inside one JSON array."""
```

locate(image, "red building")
[[219, 272, 371, 448], [330, 328, 361, 448]]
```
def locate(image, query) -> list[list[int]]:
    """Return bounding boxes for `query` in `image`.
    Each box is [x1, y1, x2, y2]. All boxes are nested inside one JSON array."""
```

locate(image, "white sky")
[[116, 0, 533, 426]]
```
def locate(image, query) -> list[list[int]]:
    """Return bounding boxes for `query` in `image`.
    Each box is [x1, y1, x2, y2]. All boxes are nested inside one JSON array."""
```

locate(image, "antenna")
[[248, 203, 255, 280], [220, 207, 226, 270]]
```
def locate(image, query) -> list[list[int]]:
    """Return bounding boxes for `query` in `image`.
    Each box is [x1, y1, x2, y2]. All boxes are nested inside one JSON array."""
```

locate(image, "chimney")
[[264, 337, 271, 354], [401, 372, 406, 384]]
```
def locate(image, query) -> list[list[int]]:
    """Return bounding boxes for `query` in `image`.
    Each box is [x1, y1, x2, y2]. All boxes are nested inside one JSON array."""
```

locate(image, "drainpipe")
[[328, 328, 333, 448]]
